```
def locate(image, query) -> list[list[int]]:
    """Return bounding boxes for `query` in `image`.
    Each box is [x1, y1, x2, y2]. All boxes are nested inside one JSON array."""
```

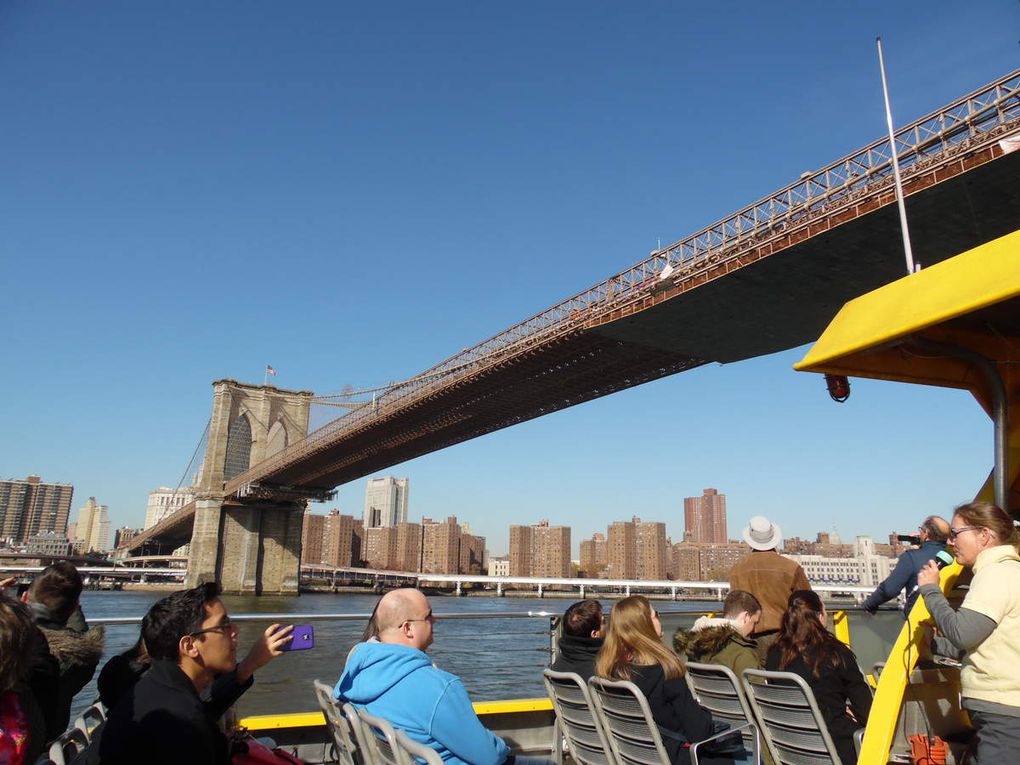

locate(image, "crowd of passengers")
[[0, 502, 1017, 765]]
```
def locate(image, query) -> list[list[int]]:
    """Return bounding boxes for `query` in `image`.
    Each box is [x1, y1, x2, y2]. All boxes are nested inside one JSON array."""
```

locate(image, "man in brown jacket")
[[729, 515, 810, 656]]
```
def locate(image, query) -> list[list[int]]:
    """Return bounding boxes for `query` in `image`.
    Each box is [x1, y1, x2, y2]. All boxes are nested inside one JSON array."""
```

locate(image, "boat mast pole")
[[876, 37, 917, 275]]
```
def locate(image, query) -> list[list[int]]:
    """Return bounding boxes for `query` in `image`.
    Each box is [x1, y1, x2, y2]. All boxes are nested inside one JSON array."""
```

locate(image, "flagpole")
[[264, 366, 268, 386]]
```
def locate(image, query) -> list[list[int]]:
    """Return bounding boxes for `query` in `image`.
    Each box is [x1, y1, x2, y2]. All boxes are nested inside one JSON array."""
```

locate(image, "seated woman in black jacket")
[[596, 595, 715, 764], [765, 590, 872, 765]]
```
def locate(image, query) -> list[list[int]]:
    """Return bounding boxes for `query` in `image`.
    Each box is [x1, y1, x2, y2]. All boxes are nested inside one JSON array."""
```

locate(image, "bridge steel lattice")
[[126, 70, 1020, 570]]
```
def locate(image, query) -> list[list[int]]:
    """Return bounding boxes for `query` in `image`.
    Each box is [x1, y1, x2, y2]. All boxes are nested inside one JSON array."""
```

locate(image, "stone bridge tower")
[[186, 379, 318, 595]]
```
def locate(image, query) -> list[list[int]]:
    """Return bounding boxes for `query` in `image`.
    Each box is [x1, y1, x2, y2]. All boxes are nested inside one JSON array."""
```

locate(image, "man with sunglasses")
[[863, 515, 949, 616], [90, 582, 293, 765], [335, 588, 553, 765]]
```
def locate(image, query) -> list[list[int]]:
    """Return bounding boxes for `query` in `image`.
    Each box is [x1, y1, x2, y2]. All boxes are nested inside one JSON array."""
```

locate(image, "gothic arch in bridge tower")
[[223, 413, 253, 481], [265, 419, 288, 459]]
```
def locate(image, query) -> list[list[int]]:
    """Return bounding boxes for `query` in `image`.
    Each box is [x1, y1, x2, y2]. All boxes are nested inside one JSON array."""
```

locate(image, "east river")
[[75, 589, 720, 722]]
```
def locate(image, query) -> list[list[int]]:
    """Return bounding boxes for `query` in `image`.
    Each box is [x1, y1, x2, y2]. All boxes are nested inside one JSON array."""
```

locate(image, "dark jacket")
[[628, 663, 714, 764], [551, 634, 603, 680], [765, 643, 872, 765], [25, 626, 62, 741], [97, 652, 151, 712], [863, 540, 947, 614], [673, 618, 760, 680], [89, 660, 253, 765], [31, 603, 105, 735]]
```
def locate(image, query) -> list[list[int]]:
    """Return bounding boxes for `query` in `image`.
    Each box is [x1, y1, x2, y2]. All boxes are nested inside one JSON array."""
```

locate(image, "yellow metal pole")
[[831, 610, 851, 647]]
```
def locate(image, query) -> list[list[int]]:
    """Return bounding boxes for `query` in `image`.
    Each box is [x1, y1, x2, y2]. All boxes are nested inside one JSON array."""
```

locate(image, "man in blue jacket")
[[863, 515, 949, 615], [335, 588, 552, 765]]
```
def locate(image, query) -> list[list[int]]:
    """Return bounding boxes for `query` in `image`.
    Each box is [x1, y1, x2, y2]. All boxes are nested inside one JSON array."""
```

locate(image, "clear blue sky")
[[2, 2, 1017, 556]]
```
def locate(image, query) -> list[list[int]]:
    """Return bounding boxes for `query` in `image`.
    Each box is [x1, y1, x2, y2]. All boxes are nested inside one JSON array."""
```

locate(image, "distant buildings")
[[487, 555, 510, 577], [72, 497, 110, 553], [579, 532, 607, 577], [581, 517, 668, 580], [301, 509, 363, 568], [683, 488, 728, 544], [0, 475, 74, 542], [27, 531, 72, 557], [143, 487, 195, 530], [113, 527, 139, 548], [363, 476, 409, 528], [508, 520, 570, 578]]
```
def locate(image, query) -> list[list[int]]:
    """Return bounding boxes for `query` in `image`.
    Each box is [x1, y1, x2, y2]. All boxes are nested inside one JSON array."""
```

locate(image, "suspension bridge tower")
[[186, 379, 318, 595]]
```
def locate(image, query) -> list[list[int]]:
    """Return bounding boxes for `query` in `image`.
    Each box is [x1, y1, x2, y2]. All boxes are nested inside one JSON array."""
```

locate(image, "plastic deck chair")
[[73, 702, 107, 740], [543, 669, 617, 765], [741, 668, 858, 765], [588, 676, 752, 765], [342, 703, 380, 765], [395, 730, 445, 765], [47, 728, 89, 765], [313, 680, 362, 765], [685, 662, 759, 763], [356, 708, 414, 765]]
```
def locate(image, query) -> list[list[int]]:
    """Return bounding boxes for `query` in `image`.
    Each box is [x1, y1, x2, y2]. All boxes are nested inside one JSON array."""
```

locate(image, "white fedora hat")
[[743, 515, 782, 551]]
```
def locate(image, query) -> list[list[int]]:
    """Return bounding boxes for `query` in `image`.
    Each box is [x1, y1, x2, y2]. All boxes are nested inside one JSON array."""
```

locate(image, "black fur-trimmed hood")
[[38, 625, 105, 672]]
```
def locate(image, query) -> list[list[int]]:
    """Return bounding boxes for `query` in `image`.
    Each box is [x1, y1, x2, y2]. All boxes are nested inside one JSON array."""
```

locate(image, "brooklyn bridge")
[[124, 69, 1020, 594]]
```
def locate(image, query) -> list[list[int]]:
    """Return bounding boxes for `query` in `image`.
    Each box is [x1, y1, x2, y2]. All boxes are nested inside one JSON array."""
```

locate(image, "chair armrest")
[[689, 720, 755, 752]]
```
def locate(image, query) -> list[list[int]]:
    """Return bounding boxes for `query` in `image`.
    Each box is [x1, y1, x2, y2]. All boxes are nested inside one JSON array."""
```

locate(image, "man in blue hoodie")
[[863, 515, 950, 615], [334, 588, 551, 765]]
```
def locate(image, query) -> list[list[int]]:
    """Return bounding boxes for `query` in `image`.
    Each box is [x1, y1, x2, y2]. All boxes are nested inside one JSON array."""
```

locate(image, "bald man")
[[334, 589, 552, 765], [863, 515, 950, 616]]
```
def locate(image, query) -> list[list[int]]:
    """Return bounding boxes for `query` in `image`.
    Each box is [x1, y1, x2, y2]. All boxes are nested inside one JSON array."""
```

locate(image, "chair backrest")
[[685, 662, 757, 749], [394, 730, 444, 765], [73, 702, 107, 740], [313, 680, 360, 765], [47, 728, 89, 765], [543, 669, 616, 765], [741, 668, 843, 765], [342, 703, 379, 765], [587, 676, 672, 765], [357, 708, 412, 765]]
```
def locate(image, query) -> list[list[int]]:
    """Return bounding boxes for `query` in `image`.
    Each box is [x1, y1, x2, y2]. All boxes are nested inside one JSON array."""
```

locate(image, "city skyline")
[[3, 4, 1015, 557]]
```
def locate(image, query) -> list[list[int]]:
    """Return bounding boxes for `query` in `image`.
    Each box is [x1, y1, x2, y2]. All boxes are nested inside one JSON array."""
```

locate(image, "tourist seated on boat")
[[673, 590, 761, 678], [23, 561, 104, 736], [335, 588, 554, 765], [96, 612, 154, 710], [550, 599, 604, 679], [0, 592, 47, 764], [765, 590, 872, 765], [596, 595, 727, 765], [863, 514, 949, 615], [917, 502, 1020, 764], [87, 582, 294, 765]]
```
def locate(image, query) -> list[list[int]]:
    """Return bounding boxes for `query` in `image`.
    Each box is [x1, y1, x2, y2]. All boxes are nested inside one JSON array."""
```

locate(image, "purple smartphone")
[[281, 624, 314, 651]]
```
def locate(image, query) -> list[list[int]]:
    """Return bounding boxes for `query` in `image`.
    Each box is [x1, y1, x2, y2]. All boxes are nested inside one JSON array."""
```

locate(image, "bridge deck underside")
[[127, 146, 1019, 553]]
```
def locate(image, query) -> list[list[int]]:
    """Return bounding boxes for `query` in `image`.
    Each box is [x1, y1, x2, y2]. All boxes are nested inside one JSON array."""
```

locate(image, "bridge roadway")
[[127, 70, 1020, 554]]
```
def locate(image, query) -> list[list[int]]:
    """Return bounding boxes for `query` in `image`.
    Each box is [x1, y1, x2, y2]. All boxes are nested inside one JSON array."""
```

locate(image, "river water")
[[75, 589, 721, 721]]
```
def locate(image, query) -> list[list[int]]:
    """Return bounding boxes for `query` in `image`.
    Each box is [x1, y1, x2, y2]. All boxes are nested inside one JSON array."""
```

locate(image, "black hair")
[[562, 599, 603, 638], [27, 561, 84, 623], [142, 582, 220, 661]]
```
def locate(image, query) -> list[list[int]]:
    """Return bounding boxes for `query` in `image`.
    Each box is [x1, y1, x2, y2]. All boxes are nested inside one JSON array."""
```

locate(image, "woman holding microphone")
[[917, 501, 1020, 762]]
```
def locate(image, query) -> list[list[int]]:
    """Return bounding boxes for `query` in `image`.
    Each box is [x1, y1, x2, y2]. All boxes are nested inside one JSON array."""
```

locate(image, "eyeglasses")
[[948, 526, 981, 541], [190, 617, 234, 637], [401, 610, 435, 627]]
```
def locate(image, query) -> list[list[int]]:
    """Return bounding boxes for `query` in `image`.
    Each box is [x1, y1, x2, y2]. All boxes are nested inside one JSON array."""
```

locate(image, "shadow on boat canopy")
[[795, 228, 1020, 763]]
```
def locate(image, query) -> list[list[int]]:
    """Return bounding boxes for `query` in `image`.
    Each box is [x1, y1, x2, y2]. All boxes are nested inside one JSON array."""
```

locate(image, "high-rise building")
[[422, 516, 461, 575], [459, 531, 486, 575], [323, 510, 362, 568], [607, 520, 637, 579], [0, 475, 74, 542], [509, 520, 570, 578], [113, 527, 139, 548], [144, 487, 196, 530], [683, 488, 728, 544], [363, 477, 409, 529], [671, 542, 701, 581], [579, 532, 608, 577], [636, 519, 668, 580], [301, 510, 327, 565], [364, 527, 397, 569], [394, 522, 422, 572], [73, 497, 110, 553]]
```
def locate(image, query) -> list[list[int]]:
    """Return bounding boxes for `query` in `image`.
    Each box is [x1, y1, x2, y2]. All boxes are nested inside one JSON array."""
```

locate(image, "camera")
[[896, 534, 921, 546]]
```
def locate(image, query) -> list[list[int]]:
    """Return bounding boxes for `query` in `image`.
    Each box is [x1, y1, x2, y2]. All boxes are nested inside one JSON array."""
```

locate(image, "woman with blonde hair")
[[596, 596, 714, 763], [917, 501, 1020, 763]]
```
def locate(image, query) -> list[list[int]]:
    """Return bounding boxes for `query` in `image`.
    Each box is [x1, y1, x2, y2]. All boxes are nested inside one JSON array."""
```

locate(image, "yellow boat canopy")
[[795, 229, 1020, 409]]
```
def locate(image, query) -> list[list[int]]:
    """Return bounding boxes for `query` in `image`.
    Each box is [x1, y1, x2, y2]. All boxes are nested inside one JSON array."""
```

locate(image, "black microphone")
[[909, 550, 955, 595]]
